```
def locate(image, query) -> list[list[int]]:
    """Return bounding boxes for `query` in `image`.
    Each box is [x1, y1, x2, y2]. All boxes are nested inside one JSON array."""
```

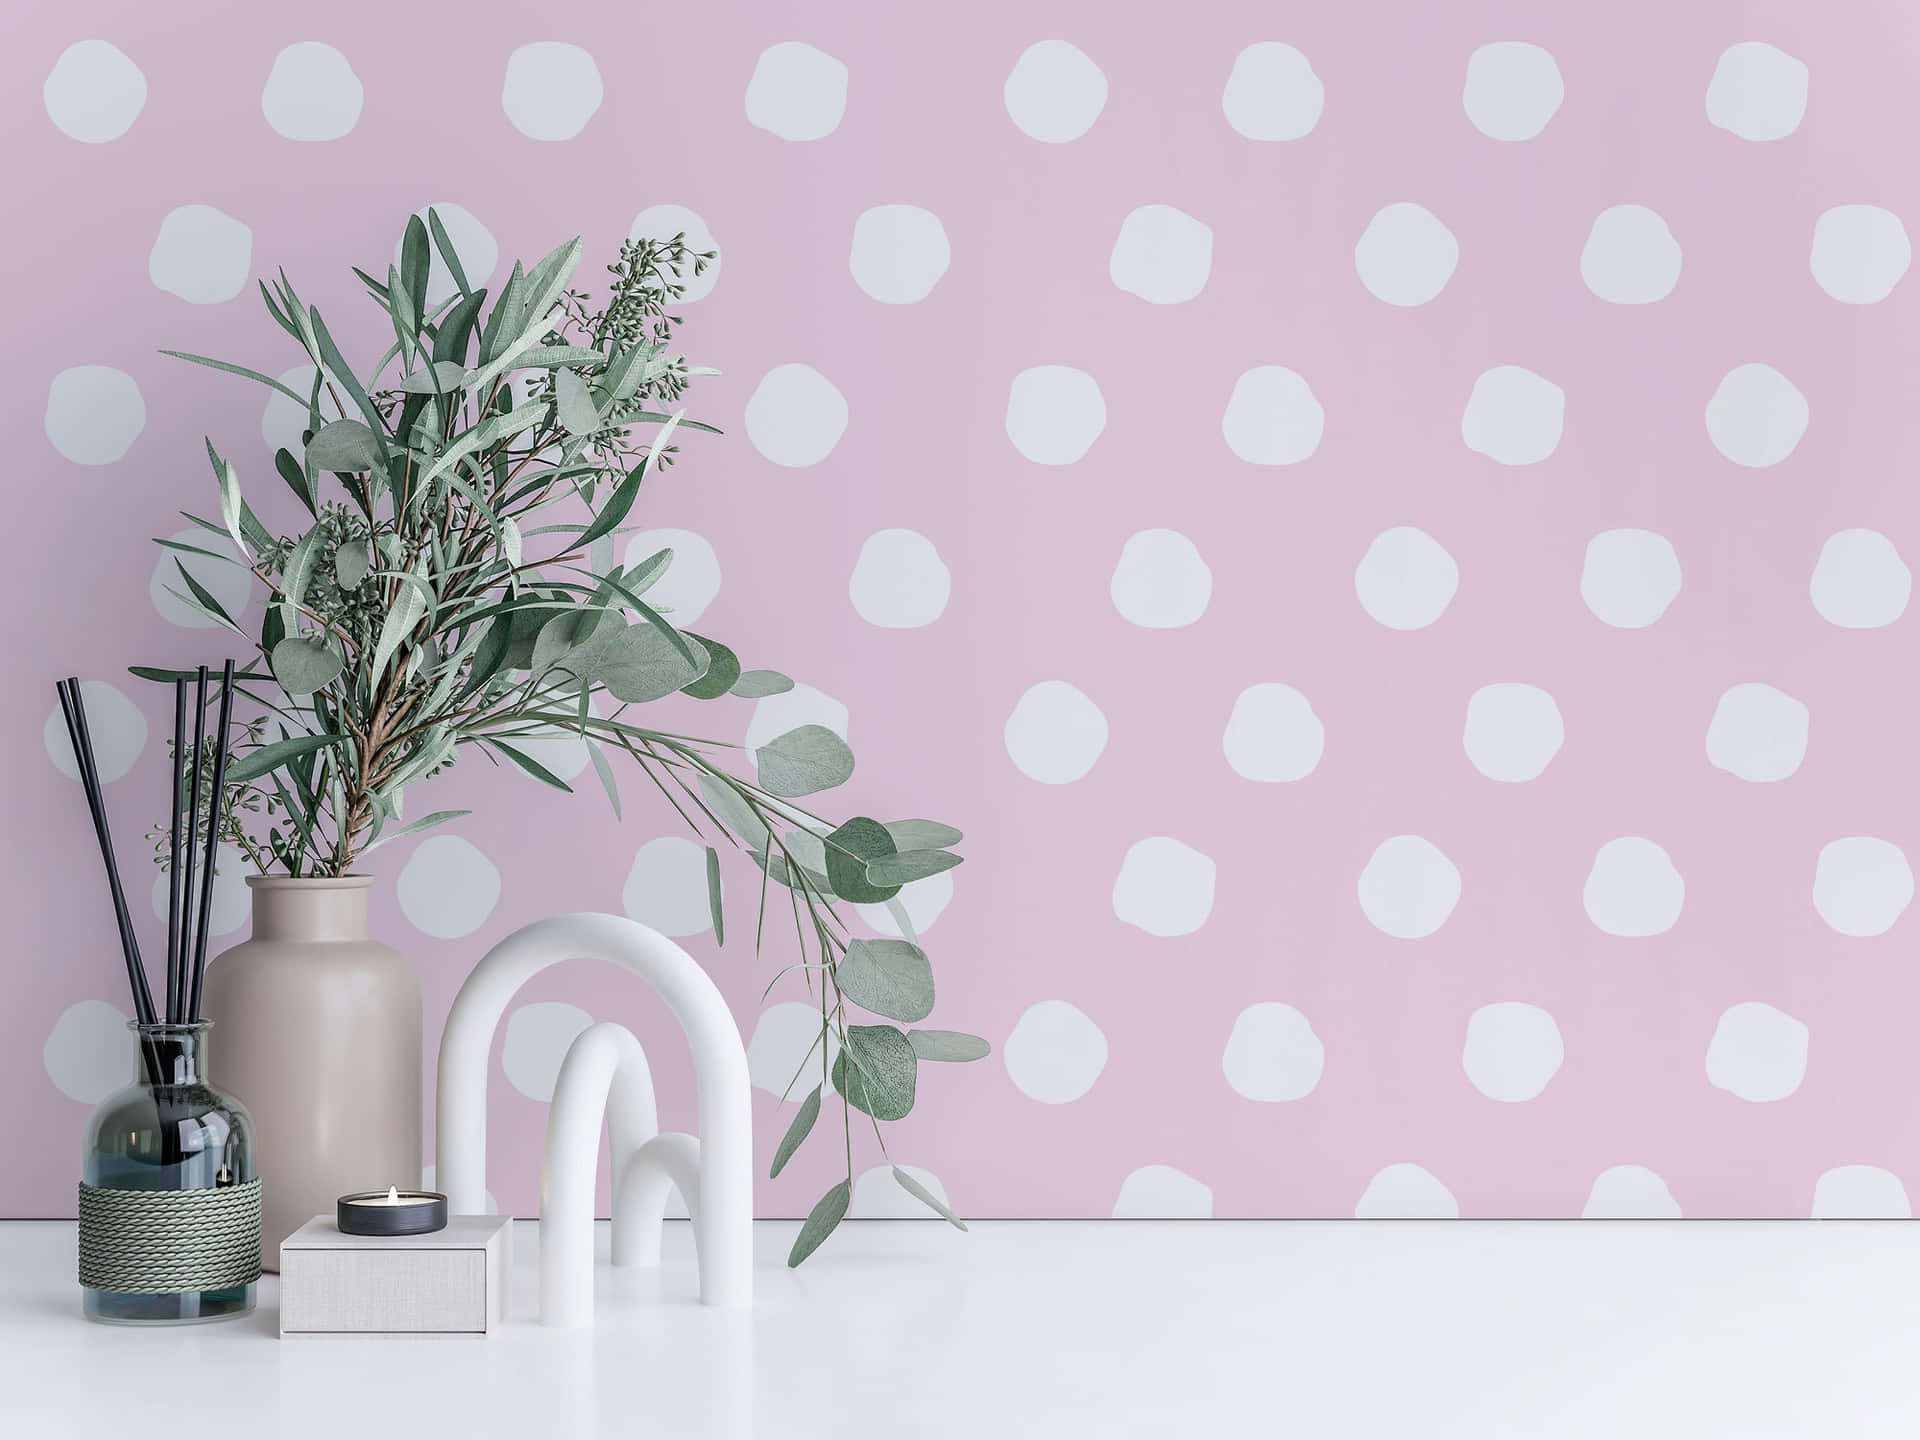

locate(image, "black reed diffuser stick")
[[176, 666, 209, 1025], [167, 680, 187, 1028], [187, 660, 236, 1024], [56, 679, 157, 1027]]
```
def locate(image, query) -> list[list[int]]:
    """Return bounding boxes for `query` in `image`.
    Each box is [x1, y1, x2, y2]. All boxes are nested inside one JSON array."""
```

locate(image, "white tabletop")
[[2, 1217, 1917, 1437]]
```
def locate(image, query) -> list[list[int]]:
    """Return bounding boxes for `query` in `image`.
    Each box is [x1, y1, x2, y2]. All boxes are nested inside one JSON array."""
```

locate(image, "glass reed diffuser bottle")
[[80, 1021, 259, 1324]]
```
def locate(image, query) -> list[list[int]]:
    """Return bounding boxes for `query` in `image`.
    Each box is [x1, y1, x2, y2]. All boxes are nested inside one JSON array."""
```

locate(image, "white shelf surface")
[[4, 1218, 1920, 1436]]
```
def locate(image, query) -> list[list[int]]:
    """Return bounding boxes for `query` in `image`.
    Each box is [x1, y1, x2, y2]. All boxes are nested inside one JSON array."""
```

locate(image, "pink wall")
[[9, 0, 1920, 1221]]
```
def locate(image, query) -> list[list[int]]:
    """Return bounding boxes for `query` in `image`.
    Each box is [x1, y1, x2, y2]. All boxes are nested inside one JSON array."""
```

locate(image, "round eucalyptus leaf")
[[755, 724, 854, 798], [824, 816, 900, 905], [271, 635, 344, 695], [838, 938, 934, 1023], [681, 633, 740, 700], [831, 1024, 917, 1121]]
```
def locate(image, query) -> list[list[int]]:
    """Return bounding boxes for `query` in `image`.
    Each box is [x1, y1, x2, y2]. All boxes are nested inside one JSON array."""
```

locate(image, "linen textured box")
[[279, 1215, 511, 1334]]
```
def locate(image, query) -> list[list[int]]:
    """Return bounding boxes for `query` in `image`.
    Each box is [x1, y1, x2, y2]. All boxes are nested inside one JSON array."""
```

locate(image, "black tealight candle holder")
[[336, 1186, 449, 1237]]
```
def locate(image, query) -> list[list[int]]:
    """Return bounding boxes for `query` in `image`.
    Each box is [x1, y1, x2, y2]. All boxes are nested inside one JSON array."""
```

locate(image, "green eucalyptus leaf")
[[170, 559, 244, 635], [432, 286, 488, 365], [395, 361, 469, 395], [270, 636, 343, 695], [705, 845, 725, 946], [587, 738, 621, 819], [515, 345, 607, 369], [892, 1166, 967, 1230], [622, 546, 672, 596], [787, 1179, 850, 1268], [832, 1024, 917, 1121], [304, 419, 385, 473], [837, 938, 934, 1023], [225, 733, 343, 785], [554, 368, 600, 436], [489, 738, 574, 791], [865, 849, 964, 887], [273, 447, 318, 516], [731, 669, 794, 699], [907, 1029, 991, 1063], [160, 350, 309, 406], [426, 208, 473, 298], [334, 540, 371, 590], [400, 215, 429, 327], [360, 808, 469, 855], [680, 634, 739, 699], [593, 623, 705, 703], [769, 1085, 821, 1179], [755, 724, 854, 798], [885, 820, 964, 851], [696, 773, 769, 851], [369, 560, 427, 680], [824, 816, 900, 905]]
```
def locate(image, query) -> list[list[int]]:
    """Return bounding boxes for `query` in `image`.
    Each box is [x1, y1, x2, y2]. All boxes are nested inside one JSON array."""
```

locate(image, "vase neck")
[[248, 877, 372, 942], [131, 1022, 207, 1086]]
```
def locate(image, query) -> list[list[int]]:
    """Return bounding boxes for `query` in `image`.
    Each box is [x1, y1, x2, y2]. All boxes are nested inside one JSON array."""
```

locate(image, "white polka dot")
[[149, 843, 250, 939], [621, 837, 715, 938], [1222, 366, 1324, 465], [1355, 1163, 1458, 1219], [1811, 205, 1912, 304], [745, 363, 847, 467], [46, 365, 145, 465], [855, 871, 954, 937], [501, 42, 603, 141], [1109, 204, 1212, 305], [1223, 684, 1324, 782], [622, 528, 720, 626], [1355, 527, 1459, 630], [1462, 41, 1564, 141], [501, 1001, 594, 1101], [1706, 41, 1808, 142], [396, 835, 501, 939], [1461, 365, 1564, 466], [850, 529, 949, 628], [261, 42, 363, 141], [1814, 837, 1914, 938], [1812, 1166, 1911, 1218], [44, 680, 147, 783], [1004, 681, 1108, 784], [1705, 363, 1808, 468], [1582, 1165, 1682, 1219], [1358, 835, 1461, 940], [1581, 529, 1682, 628], [1706, 682, 1808, 783], [399, 203, 497, 308], [850, 1164, 951, 1218], [745, 683, 847, 754], [1112, 1165, 1213, 1218], [1005, 366, 1106, 464], [1811, 530, 1910, 628], [748, 1001, 837, 1097], [1111, 529, 1211, 628], [745, 41, 846, 141], [1003, 1000, 1107, 1104], [1580, 205, 1683, 304], [1221, 42, 1324, 141], [849, 205, 950, 304], [1462, 1002, 1564, 1102], [1583, 837, 1685, 937], [1003, 40, 1106, 143], [43, 40, 146, 142], [1222, 1003, 1324, 1102], [44, 1000, 131, 1103], [1354, 203, 1459, 307], [149, 204, 252, 305], [629, 205, 721, 301], [151, 527, 252, 630], [1705, 1001, 1807, 1102], [1112, 837, 1216, 938], [1462, 683, 1564, 783]]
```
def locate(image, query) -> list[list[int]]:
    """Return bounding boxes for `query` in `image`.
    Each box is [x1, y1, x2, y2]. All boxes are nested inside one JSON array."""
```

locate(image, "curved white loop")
[[437, 913, 753, 1313]]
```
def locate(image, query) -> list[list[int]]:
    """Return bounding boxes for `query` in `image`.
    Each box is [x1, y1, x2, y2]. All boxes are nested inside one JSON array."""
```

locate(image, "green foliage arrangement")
[[148, 211, 987, 1263]]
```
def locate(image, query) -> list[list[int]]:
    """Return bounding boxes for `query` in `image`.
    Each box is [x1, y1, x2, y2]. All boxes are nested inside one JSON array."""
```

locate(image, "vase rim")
[[128, 1020, 211, 1035], [244, 874, 373, 892]]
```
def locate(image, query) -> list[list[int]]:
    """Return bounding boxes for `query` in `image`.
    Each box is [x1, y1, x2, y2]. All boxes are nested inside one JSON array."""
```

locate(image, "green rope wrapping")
[[78, 1180, 263, 1294]]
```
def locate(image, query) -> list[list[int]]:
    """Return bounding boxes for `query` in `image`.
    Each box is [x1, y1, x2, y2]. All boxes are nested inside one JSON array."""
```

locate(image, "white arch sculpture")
[[437, 913, 753, 1321]]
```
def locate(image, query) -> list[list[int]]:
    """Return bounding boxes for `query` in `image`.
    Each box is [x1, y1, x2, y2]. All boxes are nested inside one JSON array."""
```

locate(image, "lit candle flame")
[[386, 1185, 399, 1204]]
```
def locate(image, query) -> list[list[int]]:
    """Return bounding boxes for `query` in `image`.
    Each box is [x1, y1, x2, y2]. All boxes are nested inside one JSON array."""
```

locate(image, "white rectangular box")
[[279, 1215, 511, 1335]]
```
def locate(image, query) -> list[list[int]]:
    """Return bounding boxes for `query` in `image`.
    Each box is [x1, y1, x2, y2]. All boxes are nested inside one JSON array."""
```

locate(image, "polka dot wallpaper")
[[11, 0, 1920, 1222]]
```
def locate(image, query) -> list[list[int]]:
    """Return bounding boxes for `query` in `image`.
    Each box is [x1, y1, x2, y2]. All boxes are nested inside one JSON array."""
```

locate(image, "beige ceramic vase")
[[203, 876, 421, 1271]]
